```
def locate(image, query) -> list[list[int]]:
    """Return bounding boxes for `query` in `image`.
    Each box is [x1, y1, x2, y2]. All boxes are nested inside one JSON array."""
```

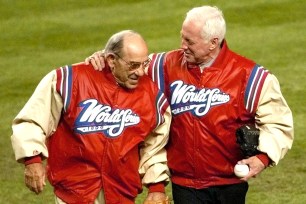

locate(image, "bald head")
[[104, 30, 148, 58], [104, 30, 149, 89], [121, 33, 148, 61]]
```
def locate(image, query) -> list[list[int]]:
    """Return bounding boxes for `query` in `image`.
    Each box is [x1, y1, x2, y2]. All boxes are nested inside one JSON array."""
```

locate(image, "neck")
[[200, 47, 220, 65]]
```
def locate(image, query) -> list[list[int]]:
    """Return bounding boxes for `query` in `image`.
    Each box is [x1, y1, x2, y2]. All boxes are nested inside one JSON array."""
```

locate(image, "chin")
[[126, 84, 138, 89], [184, 55, 196, 63]]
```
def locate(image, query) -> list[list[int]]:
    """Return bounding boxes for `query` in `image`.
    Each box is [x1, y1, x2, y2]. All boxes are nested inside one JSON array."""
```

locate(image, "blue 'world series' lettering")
[[74, 99, 140, 137], [170, 80, 230, 116]]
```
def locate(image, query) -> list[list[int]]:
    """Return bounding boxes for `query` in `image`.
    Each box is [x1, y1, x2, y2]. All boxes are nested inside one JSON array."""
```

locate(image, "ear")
[[106, 54, 116, 68], [209, 38, 219, 50]]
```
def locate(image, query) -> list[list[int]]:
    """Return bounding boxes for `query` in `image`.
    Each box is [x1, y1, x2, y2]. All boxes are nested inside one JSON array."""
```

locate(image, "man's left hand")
[[237, 156, 266, 181], [143, 192, 171, 204]]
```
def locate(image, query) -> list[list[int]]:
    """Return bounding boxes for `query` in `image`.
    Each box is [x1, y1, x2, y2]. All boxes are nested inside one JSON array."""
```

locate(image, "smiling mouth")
[[129, 77, 139, 84], [129, 73, 139, 80], [129, 75, 138, 80]]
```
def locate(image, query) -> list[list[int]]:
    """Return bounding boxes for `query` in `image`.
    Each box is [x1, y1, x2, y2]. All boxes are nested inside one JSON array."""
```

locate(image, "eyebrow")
[[181, 34, 195, 45], [130, 58, 150, 64]]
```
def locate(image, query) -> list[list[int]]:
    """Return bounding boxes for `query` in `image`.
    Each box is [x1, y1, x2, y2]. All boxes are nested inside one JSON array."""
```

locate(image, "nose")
[[181, 39, 188, 50], [134, 66, 145, 76]]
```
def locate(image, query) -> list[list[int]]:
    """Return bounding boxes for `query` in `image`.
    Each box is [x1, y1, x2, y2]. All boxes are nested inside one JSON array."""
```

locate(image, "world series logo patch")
[[74, 99, 140, 137]]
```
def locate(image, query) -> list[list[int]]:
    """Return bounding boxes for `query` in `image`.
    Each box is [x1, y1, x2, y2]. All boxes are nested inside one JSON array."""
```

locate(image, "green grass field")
[[1, 0, 305, 203]]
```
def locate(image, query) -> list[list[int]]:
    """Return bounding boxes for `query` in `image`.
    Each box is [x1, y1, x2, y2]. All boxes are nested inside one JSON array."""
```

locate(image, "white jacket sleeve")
[[11, 70, 63, 163], [139, 106, 171, 185], [256, 74, 294, 165]]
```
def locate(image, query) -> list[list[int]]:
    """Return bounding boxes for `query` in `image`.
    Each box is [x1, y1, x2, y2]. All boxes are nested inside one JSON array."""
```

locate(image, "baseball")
[[234, 164, 249, 178]]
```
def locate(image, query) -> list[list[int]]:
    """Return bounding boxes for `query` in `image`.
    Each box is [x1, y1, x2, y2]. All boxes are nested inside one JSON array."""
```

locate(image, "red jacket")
[[47, 63, 168, 203], [148, 41, 269, 188]]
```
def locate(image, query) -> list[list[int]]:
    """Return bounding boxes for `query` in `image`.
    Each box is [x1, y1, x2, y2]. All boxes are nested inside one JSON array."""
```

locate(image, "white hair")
[[185, 6, 226, 44]]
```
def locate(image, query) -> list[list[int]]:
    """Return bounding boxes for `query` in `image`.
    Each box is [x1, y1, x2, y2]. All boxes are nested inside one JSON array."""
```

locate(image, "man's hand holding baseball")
[[237, 156, 265, 181]]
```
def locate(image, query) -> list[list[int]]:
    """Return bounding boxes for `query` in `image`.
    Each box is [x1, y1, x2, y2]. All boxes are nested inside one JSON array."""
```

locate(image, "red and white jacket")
[[12, 63, 171, 203], [148, 40, 293, 189]]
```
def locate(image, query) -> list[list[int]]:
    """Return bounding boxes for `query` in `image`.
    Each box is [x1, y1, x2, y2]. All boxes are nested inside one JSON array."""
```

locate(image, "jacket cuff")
[[256, 153, 270, 167], [24, 155, 42, 166], [148, 182, 165, 193]]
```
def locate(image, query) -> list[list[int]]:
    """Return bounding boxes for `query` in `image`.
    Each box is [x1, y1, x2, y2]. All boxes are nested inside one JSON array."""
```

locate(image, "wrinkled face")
[[108, 36, 150, 89], [180, 20, 215, 64], [112, 54, 150, 89]]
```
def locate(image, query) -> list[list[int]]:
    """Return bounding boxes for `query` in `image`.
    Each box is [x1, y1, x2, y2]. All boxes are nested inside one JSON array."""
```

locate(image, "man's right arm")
[[11, 70, 63, 163], [11, 70, 63, 194]]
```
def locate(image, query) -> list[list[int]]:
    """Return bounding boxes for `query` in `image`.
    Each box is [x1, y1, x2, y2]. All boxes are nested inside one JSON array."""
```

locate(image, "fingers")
[[96, 54, 105, 71], [24, 163, 46, 194], [144, 192, 168, 204], [84, 51, 105, 71], [237, 156, 265, 181], [36, 173, 46, 194], [92, 51, 105, 71], [25, 176, 43, 194], [91, 57, 100, 70], [84, 53, 98, 65], [25, 173, 43, 194], [84, 56, 91, 65]]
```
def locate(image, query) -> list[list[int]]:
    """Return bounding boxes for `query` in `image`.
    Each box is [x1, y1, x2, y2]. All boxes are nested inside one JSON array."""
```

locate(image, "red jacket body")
[[47, 63, 168, 203], [148, 41, 269, 188]]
